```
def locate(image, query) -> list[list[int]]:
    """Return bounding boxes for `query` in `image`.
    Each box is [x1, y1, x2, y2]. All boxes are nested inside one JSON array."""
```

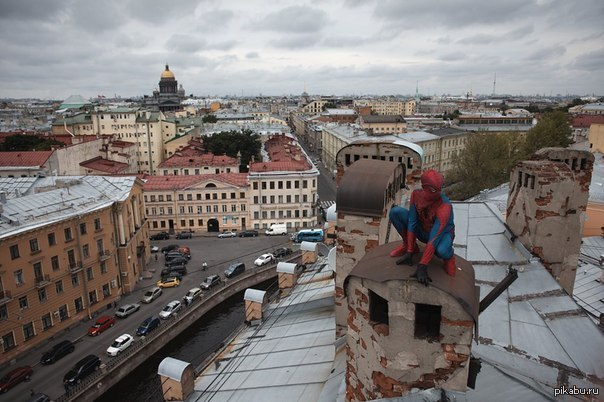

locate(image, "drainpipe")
[[74, 214, 91, 320], [64, 121, 75, 137]]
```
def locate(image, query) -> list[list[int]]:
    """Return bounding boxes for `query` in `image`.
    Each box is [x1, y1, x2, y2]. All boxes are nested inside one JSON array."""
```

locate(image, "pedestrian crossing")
[[318, 200, 335, 210]]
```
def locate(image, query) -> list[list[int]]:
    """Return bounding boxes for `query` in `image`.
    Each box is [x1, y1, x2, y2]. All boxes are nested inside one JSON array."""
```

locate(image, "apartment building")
[[301, 99, 327, 115], [157, 143, 240, 176], [0, 176, 148, 364], [358, 115, 407, 135], [144, 174, 249, 233], [353, 98, 416, 116]]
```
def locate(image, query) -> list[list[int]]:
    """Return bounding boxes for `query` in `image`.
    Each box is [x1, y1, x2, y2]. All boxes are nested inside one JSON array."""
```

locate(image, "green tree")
[[202, 129, 261, 170], [0, 134, 63, 151], [524, 110, 572, 156], [202, 114, 218, 123], [448, 131, 525, 200]]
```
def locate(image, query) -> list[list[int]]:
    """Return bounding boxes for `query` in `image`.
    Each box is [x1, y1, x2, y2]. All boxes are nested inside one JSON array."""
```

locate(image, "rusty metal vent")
[[337, 159, 401, 218]]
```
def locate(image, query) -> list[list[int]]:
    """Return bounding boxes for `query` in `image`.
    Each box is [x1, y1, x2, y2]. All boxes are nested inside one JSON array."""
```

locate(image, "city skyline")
[[1, 0, 603, 100]]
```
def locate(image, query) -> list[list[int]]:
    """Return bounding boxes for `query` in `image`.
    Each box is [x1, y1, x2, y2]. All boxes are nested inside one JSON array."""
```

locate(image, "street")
[[0, 234, 290, 402]]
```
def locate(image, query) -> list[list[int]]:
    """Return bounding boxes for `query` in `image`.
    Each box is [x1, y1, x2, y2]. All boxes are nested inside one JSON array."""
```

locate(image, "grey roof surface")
[[185, 201, 604, 401], [0, 177, 39, 197], [0, 176, 137, 239], [190, 263, 336, 402]]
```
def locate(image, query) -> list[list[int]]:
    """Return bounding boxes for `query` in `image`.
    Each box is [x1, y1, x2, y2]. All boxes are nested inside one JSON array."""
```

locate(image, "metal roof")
[[183, 200, 604, 401], [159, 357, 191, 381], [243, 289, 266, 303]]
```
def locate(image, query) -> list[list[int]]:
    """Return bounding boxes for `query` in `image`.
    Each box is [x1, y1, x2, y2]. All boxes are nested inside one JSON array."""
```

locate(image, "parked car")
[[141, 287, 163, 304], [87, 315, 116, 336], [273, 247, 293, 258], [136, 316, 161, 336], [40, 340, 75, 365], [184, 287, 202, 304], [115, 303, 140, 318], [26, 392, 50, 402], [159, 300, 182, 319], [254, 253, 274, 266], [0, 366, 33, 393], [176, 231, 192, 239], [150, 232, 170, 240], [151, 246, 160, 253], [161, 244, 180, 254], [165, 257, 188, 267], [165, 252, 189, 262], [106, 334, 134, 357], [239, 229, 259, 237], [224, 262, 245, 278], [217, 230, 237, 238], [177, 246, 191, 258], [161, 272, 183, 282], [63, 355, 101, 388], [200, 275, 222, 290], [157, 277, 180, 288], [165, 265, 187, 276]]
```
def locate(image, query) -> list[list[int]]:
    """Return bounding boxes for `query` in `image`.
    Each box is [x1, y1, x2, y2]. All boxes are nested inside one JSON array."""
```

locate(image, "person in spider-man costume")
[[388, 169, 456, 286]]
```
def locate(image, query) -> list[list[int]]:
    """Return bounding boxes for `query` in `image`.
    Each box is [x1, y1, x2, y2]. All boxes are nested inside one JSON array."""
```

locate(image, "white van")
[[265, 223, 287, 236]]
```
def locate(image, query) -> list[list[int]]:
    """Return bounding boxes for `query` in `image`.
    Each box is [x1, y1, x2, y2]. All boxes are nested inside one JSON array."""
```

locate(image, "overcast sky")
[[1, 0, 603, 100]]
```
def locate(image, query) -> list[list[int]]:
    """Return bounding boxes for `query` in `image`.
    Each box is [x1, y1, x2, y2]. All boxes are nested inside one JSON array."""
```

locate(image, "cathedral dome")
[[161, 64, 175, 79]]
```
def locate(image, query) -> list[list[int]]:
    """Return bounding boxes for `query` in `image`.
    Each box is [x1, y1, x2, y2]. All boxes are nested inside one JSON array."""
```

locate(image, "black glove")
[[396, 252, 414, 265], [412, 264, 432, 286]]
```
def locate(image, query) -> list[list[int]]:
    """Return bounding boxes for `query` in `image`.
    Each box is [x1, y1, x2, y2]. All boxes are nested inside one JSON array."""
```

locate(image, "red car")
[[87, 315, 116, 336], [0, 365, 33, 393]]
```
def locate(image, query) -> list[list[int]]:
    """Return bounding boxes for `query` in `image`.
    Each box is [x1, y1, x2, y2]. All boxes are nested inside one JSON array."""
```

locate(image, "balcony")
[[35, 274, 51, 288], [99, 250, 111, 261], [0, 290, 12, 306], [69, 261, 83, 273]]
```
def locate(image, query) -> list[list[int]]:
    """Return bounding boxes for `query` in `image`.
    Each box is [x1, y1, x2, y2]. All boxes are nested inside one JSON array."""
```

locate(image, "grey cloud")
[[166, 34, 207, 53], [206, 40, 238, 51], [251, 6, 328, 34], [124, 0, 198, 25], [269, 34, 322, 49], [321, 36, 369, 47], [524, 45, 566, 61], [506, 25, 534, 40], [70, 2, 126, 33], [570, 48, 604, 72], [457, 34, 498, 45], [439, 52, 467, 62], [245, 52, 259, 59], [0, 0, 68, 21], [195, 9, 235, 32], [374, 0, 539, 28]]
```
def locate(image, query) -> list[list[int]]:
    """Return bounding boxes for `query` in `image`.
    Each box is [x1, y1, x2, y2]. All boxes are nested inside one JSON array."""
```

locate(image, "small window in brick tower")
[[414, 303, 441, 341], [369, 290, 389, 326]]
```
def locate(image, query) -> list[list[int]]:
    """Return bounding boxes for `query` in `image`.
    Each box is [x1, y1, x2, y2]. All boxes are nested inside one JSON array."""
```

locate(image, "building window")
[[42, 313, 53, 331], [253, 196, 259, 204], [79, 223, 87, 235], [0, 305, 7, 320], [71, 274, 79, 287], [253, 182, 258, 190], [198, 219, 203, 226], [19, 296, 28, 310], [55, 280, 63, 294], [38, 288, 47, 302], [241, 204, 245, 212], [414, 303, 441, 341], [48, 232, 56, 246], [189, 219, 194, 226], [188, 206, 193, 213], [303, 180, 308, 188], [187, 194, 193, 201], [14, 270, 24, 286], [101, 261, 107, 274], [23, 322, 35, 341], [180, 220, 186, 227], [96, 239, 104, 254], [9, 244, 19, 260], [51, 256, 60, 271], [74, 297, 84, 312], [29, 238, 39, 253], [88, 290, 98, 305], [82, 244, 90, 259], [231, 205, 237, 212], [59, 304, 68, 321], [286, 181, 291, 189], [205, 194, 211, 200], [2, 333, 15, 351], [94, 218, 102, 231], [230, 192, 236, 199], [222, 205, 227, 212], [212, 193, 218, 200], [166, 195, 172, 201], [221, 193, 227, 199], [213, 205, 218, 212], [102, 284, 110, 298], [178, 194, 184, 201], [64, 227, 73, 241], [240, 192, 245, 199], [179, 206, 185, 214], [86, 267, 94, 281], [261, 182, 267, 190]]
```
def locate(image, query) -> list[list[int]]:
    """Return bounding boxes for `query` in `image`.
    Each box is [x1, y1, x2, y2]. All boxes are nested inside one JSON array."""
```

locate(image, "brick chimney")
[[244, 289, 267, 323], [300, 241, 319, 264], [158, 357, 195, 401], [506, 148, 593, 295], [335, 159, 405, 337]]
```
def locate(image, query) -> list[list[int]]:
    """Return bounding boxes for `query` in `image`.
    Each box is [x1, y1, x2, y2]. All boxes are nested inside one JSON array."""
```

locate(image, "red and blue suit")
[[389, 170, 456, 283]]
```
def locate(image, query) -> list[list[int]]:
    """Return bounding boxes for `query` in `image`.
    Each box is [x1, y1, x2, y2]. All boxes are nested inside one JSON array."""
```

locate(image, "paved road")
[[0, 234, 291, 402]]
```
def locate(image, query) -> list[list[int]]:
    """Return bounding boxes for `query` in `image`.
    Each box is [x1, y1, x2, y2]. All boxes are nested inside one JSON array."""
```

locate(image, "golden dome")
[[161, 64, 175, 79]]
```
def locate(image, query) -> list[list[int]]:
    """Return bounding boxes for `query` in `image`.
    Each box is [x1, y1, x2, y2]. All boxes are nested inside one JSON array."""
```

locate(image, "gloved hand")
[[396, 252, 414, 265], [411, 264, 432, 286]]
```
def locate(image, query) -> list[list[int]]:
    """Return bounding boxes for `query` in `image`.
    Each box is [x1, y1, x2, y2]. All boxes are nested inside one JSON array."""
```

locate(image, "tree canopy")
[[202, 129, 261, 170], [0, 134, 64, 152], [202, 114, 217, 123], [447, 131, 525, 200], [524, 110, 573, 155]]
